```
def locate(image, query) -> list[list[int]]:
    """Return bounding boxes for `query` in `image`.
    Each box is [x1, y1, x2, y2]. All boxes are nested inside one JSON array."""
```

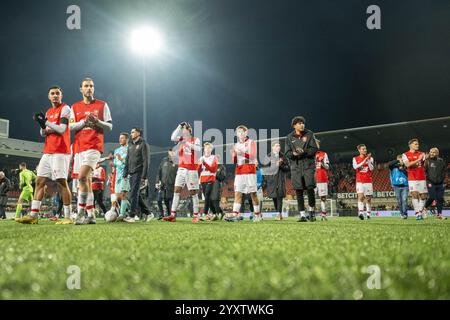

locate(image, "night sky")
[[0, 0, 449, 148]]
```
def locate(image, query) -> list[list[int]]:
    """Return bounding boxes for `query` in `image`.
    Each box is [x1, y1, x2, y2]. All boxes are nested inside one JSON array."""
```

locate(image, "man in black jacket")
[[285, 116, 319, 222], [0, 171, 11, 219], [123, 127, 150, 222], [424, 148, 447, 220], [155, 148, 178, 219], [260, 142, 290, 221], [211, 156, 226, 220]]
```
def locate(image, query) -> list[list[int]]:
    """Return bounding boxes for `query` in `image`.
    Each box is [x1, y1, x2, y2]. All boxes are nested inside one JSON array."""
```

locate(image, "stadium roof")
[[316, 116, 450, 162], [0, 137, 42, 158]]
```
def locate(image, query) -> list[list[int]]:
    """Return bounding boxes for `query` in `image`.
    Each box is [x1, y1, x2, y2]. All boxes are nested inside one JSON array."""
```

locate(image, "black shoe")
[[358, 214, 365, 220], [297, 216, 308, 222], [309, 212, 316, 222]]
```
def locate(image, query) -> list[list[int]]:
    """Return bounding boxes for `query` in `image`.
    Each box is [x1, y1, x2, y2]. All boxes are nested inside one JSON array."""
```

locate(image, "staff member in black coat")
[[0, 171, 11, 219], [155, 148, 178, 219], [424, 147, 447, 220], [260, 142, 290, 221], [123, 127, 150, 222], [285, 116, 319, 222]]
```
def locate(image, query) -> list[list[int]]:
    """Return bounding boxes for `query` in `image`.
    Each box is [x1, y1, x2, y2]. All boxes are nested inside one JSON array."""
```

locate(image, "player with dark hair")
[[315, 139, 330, 221], [164, 122, 201, 222], [230, 125, 261, 222], [19, 86, 71, 224], [285, 116, 319, 222], [402, 139, 428, 220], [15, 163, 36, 222]]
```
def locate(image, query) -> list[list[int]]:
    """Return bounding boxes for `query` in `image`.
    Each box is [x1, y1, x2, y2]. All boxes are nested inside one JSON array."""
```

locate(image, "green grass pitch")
[[0, 217, 448, 299]]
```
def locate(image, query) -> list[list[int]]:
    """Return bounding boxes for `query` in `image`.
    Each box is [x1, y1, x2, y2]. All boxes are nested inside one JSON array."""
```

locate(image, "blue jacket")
[[388, 160, 408, 187], [256, 167, 263, 189]]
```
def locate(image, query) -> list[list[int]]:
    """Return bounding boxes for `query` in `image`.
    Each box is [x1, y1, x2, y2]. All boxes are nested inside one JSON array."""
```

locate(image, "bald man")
[[424, 148, 447, 220]]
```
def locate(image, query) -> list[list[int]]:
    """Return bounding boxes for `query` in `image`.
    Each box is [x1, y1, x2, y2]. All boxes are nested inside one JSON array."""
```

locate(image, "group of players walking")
[[13, 78, 446, 224]]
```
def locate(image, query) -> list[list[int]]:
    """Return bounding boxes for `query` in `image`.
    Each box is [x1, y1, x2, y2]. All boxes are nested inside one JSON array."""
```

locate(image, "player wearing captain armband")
[[18, 86, 72, 225]]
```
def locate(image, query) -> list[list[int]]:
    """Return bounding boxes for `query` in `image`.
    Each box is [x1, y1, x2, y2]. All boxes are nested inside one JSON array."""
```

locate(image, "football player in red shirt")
[[19, 86, 72, 224], [230, 125, 260, 222], [402, 138, 428, 220], [315, 140, 330, 221], [352, 144, 374, 220], [69, 78, 112, 225], [163, 122, 201, 222]]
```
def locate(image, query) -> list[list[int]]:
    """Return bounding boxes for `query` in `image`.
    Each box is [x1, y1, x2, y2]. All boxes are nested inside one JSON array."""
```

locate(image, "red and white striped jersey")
[[233, 138, 257, 175], [402, 151, 426, 181], [315, 151, 330, 183], [352, 155, 374, 183], [199, 155, 218, 183]]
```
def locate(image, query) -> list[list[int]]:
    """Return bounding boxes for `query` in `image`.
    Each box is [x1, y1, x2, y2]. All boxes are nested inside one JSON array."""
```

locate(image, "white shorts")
[[37, 153, 71, 180], [73, 150, 101, 174], [234, 174, 257, 194], [316, 182, 328, 197], [174, 168, 199, 190], [115, 177, 130, 193], [408, 180, 427, 194], [356, 182, 373, 196]]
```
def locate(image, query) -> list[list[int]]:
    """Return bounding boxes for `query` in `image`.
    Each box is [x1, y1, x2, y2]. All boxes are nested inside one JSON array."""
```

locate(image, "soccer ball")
[[104, 210, 118, 223]]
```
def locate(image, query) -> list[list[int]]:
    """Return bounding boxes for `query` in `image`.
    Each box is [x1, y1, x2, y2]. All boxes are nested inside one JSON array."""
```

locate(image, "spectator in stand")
[[0, 171, 11, 219], [388, 155, 409, 219]]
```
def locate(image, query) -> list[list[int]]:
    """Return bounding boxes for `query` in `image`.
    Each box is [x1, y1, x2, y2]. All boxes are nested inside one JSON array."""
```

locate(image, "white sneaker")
[[134, 216, 140, 222], [124, 217, 135, 223], [74, 215, 85, 225], [83, 216, 96, 224], [146, 213, 155, 222]]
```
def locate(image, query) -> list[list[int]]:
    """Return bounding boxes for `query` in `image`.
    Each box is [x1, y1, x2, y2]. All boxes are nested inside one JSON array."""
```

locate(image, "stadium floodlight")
[[130, 26, 164, 56], [129, 26, 164, 142]]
